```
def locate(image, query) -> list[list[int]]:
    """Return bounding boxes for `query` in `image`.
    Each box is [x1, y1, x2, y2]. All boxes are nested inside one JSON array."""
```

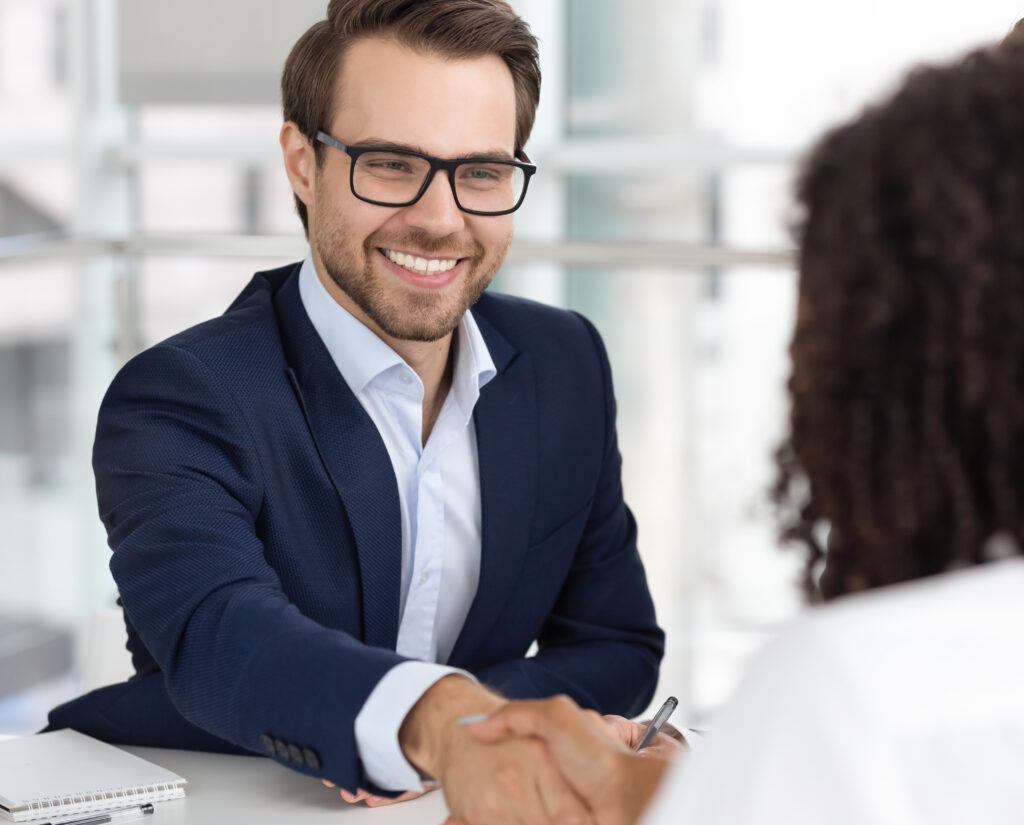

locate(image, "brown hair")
[[773, 41, 1024, 601], [281, 0, 541, 235]]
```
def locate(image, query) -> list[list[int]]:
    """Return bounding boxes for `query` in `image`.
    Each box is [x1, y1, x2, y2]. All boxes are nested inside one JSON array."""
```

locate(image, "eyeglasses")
[[315, 130, 537, 216]]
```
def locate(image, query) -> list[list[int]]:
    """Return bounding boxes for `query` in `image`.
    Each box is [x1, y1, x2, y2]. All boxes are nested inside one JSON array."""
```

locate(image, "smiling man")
[[46, 2, 663, 823]]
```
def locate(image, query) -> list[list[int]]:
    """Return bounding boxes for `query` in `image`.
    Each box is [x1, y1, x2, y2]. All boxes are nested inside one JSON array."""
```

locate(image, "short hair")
[[774, 41, 1024, 600], [281, 0, 541, 236]]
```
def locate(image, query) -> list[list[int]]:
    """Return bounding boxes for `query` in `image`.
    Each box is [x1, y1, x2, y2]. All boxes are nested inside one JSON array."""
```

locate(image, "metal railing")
[[0, 232, 794, 271]]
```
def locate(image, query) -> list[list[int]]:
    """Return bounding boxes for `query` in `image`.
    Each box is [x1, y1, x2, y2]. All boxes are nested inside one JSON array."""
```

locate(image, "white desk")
[[124, 747, 449, 824]]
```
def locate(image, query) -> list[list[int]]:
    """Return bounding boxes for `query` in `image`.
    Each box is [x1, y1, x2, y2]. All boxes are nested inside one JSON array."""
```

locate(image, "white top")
[[298, 256, 496, 791], [642, 559, 1024, 825]]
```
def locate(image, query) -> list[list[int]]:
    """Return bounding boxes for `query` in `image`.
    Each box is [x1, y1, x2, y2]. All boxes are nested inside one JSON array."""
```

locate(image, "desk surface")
[[125, 746, 449, 825]]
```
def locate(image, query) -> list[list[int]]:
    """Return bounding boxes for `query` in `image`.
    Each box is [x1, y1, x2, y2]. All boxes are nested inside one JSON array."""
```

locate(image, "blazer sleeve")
[[94, 343, 406, 791], [473, 314, 665, 717]]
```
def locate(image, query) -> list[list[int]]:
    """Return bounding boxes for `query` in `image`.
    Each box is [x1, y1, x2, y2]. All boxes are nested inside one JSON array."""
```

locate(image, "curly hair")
[[774, 40, 1024, 601]]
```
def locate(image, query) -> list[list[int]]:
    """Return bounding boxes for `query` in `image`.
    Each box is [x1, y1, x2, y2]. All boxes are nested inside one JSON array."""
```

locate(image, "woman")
[[463, 37, 1024, 825]]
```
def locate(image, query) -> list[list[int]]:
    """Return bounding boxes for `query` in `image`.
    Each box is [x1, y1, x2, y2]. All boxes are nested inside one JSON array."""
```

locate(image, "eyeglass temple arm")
[[315, 131, 348, 152]]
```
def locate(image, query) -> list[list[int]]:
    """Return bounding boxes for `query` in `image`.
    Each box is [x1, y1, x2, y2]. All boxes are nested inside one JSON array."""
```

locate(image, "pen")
[[44, 802, 155, 825], [634, 696, 678, 751]]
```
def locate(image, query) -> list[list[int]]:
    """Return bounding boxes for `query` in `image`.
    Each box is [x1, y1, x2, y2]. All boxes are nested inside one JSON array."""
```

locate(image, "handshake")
[[327, 676, 684, 825]]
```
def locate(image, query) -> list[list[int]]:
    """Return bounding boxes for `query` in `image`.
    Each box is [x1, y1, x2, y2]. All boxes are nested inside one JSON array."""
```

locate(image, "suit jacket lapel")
[[273, 267, 402, 650], [449, 311, 537, 665]]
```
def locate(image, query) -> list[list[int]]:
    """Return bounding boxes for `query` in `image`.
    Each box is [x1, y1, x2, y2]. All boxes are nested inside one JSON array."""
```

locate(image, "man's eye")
[[367, 160, 414, 173], [460, 166, 505, 183]]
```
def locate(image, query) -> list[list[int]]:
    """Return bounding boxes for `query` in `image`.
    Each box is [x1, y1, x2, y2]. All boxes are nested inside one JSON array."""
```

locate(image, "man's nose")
[[402, 170, 466, 237]]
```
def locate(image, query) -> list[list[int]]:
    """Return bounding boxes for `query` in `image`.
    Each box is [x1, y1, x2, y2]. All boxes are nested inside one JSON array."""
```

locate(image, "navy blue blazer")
[[46, 263, 664, 791]]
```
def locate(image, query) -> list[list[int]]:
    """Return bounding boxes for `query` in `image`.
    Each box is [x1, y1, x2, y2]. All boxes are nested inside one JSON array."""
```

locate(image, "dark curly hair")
[[774, 40, 1024, 601]]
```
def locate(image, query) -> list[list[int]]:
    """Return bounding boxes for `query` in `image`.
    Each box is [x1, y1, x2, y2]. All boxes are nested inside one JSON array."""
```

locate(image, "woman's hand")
[[601, 715, 687, 762]]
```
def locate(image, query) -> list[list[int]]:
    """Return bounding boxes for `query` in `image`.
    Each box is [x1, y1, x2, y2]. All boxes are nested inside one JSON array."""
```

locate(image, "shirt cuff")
[[354, 661, 476, 792]]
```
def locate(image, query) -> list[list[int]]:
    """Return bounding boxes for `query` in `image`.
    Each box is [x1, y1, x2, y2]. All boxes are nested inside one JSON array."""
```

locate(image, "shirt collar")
[[298, 253, 496, 410], [451, 302, 497, 423]]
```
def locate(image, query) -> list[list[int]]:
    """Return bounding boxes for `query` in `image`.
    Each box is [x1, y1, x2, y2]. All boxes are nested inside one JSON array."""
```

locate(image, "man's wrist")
[[398, 674, 506, 778]]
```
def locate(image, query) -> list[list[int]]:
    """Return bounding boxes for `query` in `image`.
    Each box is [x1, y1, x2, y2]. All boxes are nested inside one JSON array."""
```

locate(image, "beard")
[[316, 220, 509, 343]]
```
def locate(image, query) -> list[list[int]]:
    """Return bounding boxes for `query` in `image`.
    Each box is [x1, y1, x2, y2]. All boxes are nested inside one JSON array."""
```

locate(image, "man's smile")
[[375, 247, 471, 291], [380, 247, 463, 275]]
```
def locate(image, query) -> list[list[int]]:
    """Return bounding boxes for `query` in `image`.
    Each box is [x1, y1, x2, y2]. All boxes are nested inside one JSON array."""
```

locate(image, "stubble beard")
[[317, 222, 510, 343]]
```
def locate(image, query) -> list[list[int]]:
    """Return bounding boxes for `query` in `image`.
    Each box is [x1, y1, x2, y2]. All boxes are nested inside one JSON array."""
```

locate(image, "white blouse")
[[642, 559, 1024, 825]]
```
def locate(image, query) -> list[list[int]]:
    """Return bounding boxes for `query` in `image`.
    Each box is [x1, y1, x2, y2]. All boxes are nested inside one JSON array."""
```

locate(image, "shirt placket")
[[401, 458, 446, 659], [395, 407, 450, 662]]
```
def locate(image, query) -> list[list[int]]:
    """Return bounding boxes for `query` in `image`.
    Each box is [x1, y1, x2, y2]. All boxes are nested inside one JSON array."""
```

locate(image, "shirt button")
[[419, 571, 430, 586], [400, 374, 412, 384]]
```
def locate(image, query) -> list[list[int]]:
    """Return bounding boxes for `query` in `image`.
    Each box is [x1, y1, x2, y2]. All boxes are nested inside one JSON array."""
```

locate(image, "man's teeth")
[[384, 249, 459, 275]]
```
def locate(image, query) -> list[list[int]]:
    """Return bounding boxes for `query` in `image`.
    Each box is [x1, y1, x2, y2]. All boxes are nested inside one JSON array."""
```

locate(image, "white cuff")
[[354, 662, 476, 792]]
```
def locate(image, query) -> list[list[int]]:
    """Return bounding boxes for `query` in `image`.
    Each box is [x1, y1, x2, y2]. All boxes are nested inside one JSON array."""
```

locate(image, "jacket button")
[[302, 747, 321, 771], [287, 744, 304, 765], [274, 739, 290, 760], [260, 734, 276, 756]]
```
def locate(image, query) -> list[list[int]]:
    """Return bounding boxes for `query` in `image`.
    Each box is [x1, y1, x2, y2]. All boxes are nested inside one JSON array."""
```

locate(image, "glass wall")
[[1, 0, 1021, 734]]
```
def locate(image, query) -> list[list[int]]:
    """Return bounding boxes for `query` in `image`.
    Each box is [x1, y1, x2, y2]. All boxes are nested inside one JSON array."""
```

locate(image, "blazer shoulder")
[[112, 264, 296, 400]]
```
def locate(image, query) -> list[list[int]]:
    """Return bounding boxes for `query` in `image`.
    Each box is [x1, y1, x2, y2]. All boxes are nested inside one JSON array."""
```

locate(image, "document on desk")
[[0, 730, 187, 822]]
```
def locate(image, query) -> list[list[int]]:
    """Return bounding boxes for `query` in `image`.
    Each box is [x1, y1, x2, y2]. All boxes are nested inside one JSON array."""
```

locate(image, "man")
[[47, 1, 663, 821]]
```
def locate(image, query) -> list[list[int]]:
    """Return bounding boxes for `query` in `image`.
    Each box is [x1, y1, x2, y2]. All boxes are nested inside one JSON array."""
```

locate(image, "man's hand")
[[467, 697, 669, 825], [601, 715, 686, 762], [321, 779, 434, 807], [399, 675, 594, 824], [438, 726, 595, 825]]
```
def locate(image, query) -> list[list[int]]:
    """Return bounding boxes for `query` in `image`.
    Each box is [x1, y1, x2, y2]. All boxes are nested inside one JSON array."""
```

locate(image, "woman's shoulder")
[[762, 558, 1024, 726]]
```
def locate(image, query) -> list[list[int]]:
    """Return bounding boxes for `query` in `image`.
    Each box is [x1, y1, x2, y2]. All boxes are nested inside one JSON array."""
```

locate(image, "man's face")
[[310, 38, 518, 343]]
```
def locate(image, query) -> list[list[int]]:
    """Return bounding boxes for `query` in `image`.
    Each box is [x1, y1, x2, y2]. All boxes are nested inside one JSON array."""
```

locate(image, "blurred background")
[[0, 0, 1020, 735]]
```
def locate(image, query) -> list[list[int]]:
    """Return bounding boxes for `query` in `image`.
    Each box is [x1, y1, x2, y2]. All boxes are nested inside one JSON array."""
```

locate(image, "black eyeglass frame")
[[315, 130, 537, 216]]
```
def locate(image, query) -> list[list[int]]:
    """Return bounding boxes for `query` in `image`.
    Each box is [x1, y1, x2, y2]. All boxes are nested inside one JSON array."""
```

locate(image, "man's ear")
[[280, 121, 315, 214]]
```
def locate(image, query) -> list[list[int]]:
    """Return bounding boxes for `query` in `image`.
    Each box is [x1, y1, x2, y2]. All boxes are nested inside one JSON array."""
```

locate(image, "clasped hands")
[[326, 676, 682, 825], [447, 697, 680, 825]]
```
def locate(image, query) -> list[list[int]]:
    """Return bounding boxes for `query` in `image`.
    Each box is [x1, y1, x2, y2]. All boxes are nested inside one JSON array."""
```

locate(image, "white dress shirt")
[[298, 256, 496, 791], [642, 558, 1024, 825]]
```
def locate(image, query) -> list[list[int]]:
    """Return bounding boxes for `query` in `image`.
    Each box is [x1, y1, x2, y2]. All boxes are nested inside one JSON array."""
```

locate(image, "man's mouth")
[[381, 247, 463, 276]]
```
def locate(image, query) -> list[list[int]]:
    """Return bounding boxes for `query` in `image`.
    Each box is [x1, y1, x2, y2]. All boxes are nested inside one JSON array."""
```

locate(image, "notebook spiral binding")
[[23, 781, 185, 818]]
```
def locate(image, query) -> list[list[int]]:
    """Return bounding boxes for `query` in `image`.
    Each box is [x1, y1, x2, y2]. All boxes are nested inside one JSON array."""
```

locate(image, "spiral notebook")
[[0, 730, 187, 822]]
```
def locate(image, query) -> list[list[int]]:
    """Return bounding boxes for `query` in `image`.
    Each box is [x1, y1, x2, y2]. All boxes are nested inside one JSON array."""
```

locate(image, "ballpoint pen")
[[44, 802, 155, 825], [634, 696, 678, 751]]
